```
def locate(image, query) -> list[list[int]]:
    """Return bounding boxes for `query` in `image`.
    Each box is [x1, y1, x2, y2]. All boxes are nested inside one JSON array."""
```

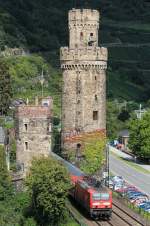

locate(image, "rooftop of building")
[[15, 96, 53, 118]]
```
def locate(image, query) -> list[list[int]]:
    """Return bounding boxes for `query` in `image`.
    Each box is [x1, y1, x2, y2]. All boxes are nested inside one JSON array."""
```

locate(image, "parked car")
[[105, 177, 114, 189], [144, 206, 150, 213], [131, 196, 149, 205], [128, 193, 147, 200], [112, 176, 124, 184], [138, 201, 150, 208]]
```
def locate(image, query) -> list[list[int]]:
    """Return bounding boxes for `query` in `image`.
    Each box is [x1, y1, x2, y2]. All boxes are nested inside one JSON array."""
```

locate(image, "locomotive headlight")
[[103, 202, 110, 205], [92, 202, 100, 206]]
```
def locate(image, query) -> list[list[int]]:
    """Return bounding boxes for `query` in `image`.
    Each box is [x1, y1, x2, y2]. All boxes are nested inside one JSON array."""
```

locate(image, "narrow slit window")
[[25, 142, 28, 150], [93, 111, 98, 120], [95, 95, 98, 101], [24, 124, 28, 131]]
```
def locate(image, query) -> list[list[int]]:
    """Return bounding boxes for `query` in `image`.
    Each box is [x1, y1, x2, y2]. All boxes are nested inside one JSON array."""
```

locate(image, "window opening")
[[77, 79, 81, 94], [76, 143, 82, 161], [77, 143, 81, 149], [90, 33, 93, 36], [95, 76, 97, 80], [93, 111, 98, 120], [80, 32, 83, 37], [24, 124, 28, 131], [95, 95, 98, 101], [25, 142, 28, 150]]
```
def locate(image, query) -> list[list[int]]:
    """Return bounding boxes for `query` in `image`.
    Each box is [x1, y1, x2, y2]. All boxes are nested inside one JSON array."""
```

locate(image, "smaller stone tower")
[[15, 97, 53, 174]]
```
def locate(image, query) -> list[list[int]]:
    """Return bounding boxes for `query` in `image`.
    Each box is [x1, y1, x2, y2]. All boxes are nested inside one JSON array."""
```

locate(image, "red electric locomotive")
[[51, 152, 112, 219], [70, 176, 112, 219]]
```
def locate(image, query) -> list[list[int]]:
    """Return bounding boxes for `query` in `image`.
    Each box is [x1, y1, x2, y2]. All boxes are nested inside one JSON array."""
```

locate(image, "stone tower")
[[15, 97, 53, 174], [60, 9, 108, 152]]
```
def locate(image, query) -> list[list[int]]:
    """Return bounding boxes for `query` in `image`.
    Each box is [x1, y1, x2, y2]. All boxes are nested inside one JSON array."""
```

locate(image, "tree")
[[26, 157, 71, 226], [0, 145, 13, 201], [118, 109, 130, 122], [128, 111, 150, 161], [0, 59, 12, 115], [80, 135, 106, 175]]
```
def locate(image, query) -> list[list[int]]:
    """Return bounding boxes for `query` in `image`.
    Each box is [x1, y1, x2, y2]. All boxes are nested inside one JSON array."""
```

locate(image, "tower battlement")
[[60, 8, 107, 153], [68, 8, 100, 48], [60, 47, 107, 62], [69, 8, 99, 27]]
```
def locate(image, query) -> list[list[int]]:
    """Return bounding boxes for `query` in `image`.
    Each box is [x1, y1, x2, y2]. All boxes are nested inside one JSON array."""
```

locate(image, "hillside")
[[0, 0, 150, 103]]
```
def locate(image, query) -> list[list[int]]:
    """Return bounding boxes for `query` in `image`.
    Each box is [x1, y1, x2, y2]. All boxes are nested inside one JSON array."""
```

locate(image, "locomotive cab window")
[[92, 193, 110, 201]]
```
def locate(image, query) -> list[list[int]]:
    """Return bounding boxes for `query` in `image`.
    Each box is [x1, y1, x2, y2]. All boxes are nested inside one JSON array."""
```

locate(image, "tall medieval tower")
[[60, 8, 108, 152]]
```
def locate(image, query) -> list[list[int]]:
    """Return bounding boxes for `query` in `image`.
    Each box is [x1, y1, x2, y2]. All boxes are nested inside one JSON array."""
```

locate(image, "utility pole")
[[139, 104, 142, 120], [39, 68, 45, 98], [106, 144, 109, 187], [103, 144, 109, 187]]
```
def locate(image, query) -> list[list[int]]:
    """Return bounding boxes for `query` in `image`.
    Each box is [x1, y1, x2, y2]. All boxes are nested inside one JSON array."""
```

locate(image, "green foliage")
[[10, 138, 16, 161], [118, 109, 130, 122], [107, 101, 130, 139], [6, 54, 61, 116], [128, 111, 150, 160], [0, 0, 150, 104], [26, 157, 71, 226], [0, 145, 12, 200], [7, 55, 48, 97], [80, 137, 106, 175], [0, 192, 37, 226], [0, 58, 12, 115]]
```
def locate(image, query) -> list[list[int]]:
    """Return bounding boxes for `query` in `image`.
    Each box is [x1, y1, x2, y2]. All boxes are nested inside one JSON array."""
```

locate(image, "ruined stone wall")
[[15, 105, 52, 174]]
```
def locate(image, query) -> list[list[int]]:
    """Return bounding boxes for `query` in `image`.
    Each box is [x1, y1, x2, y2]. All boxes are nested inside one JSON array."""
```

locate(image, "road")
[[109, 153, 150, 196]]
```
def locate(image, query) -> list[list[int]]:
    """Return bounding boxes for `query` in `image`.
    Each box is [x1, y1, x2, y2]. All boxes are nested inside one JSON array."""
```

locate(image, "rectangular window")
[[24, 124, 28, 131], [92, 193, 110, 201], [25, 142, 28, 150], [93, 111, 98, 120]]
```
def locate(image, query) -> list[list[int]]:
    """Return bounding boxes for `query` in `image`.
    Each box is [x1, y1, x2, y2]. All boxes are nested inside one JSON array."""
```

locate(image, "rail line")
[[68, 199, 149, 226], [113, 201, 146, 226]]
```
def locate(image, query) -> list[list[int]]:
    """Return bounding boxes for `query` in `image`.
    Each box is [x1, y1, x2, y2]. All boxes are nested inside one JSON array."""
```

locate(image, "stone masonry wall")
[[61, 8, 107, 152], [16, 105, 52, 174]]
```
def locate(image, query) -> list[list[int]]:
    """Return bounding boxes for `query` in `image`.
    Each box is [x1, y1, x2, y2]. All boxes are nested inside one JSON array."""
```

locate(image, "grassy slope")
[[0, 0, 150, 102]]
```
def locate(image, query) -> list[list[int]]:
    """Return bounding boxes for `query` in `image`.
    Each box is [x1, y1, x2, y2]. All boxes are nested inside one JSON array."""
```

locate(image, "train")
[[51, 152, 112, 219]]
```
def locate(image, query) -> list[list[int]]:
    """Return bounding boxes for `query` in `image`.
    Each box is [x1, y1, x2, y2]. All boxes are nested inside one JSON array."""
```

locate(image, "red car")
[[70, 176, 112, 219]]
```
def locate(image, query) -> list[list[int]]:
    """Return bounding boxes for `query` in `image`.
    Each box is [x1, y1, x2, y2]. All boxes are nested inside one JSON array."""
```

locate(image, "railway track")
[[95, 201, 149, 226], [67, 198, 149, 226]]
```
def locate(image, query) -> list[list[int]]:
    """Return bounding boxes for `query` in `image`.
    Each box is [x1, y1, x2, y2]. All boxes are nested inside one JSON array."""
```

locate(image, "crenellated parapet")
[[69, 9, 99, 28], [60, 47, 108, 62], [61, 62, 107, 70]]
